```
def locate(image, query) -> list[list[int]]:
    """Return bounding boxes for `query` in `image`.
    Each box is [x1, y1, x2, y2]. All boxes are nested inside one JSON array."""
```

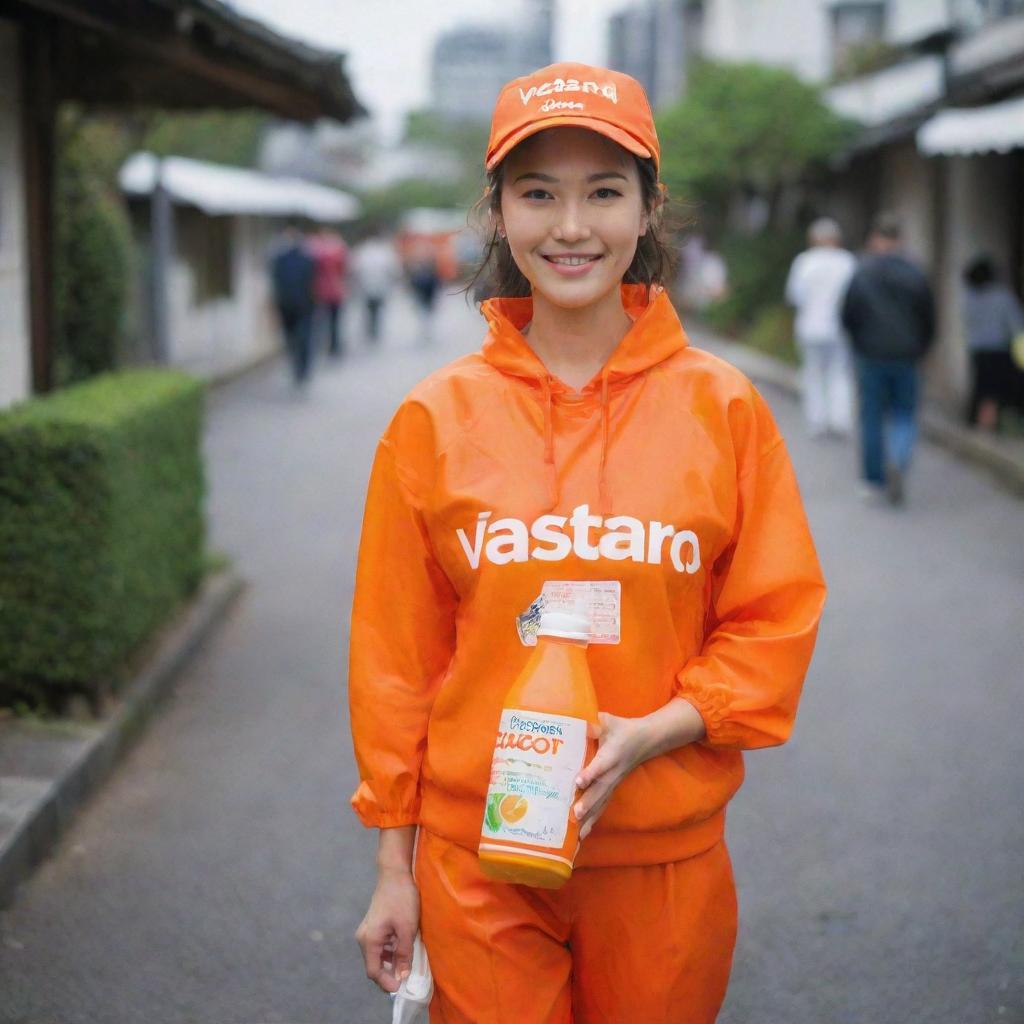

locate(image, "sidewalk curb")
[[0, 567, 247, 909], [689, 328, 1024, 498]]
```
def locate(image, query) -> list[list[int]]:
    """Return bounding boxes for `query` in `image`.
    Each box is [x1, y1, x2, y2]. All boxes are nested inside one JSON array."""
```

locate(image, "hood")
[[479, 284, 689, 515]]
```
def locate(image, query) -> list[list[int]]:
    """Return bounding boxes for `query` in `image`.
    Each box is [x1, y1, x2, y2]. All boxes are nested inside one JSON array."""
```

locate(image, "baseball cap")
[[485, 62, 660, 173]]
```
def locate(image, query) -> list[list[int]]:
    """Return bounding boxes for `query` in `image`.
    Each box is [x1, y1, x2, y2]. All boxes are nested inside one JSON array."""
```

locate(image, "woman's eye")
[[522, 189, 552, 200], [592, 188, 622, 200]]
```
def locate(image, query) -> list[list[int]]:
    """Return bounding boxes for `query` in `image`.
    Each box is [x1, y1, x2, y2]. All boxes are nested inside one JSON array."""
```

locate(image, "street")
[[1, 288, 1022, 1024]]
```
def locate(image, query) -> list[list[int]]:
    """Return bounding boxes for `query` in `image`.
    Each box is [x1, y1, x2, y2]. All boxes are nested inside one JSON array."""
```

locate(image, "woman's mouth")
[[541, 254, 603, 277]]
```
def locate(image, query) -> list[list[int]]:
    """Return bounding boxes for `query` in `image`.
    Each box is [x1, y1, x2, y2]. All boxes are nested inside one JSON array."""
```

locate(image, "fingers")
[[362, 937, 401, 993], [576, 737, 618, 790], [391, 920, 416, 985]]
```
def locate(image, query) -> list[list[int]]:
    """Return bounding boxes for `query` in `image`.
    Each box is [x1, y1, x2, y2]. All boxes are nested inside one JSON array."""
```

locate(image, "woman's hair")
[[963, 254, 997, 288], [465, 149, 677, 300]]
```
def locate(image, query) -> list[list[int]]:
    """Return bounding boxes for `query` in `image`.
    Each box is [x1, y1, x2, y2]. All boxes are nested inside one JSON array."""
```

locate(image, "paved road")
[[1, 289, 1021, 1024]]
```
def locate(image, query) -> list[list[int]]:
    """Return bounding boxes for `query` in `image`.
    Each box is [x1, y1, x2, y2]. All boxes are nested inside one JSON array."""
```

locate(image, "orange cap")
[[485, 62, 660, 173]]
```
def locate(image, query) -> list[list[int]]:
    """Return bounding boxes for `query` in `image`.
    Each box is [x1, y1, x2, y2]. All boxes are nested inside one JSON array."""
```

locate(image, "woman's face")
[[498, 128, 648, 311]]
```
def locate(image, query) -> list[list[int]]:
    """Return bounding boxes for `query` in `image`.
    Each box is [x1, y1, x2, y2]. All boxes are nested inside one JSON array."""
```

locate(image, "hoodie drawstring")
[[598, 368, 612, 516], [540, 375, 560, 510], [539, 371, 613, 515]]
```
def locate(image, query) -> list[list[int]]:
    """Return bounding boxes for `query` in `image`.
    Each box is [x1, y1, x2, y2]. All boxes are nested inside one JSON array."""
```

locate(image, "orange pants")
[[414, 829, 738, 1024]]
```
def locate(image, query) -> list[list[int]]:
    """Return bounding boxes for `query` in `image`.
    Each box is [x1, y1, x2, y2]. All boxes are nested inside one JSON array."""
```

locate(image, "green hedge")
[[0, 369, 207, 709]]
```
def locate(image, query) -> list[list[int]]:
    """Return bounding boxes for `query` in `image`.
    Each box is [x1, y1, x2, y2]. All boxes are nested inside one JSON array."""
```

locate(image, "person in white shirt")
[[785, 218, 858, 437], [352, 234, 402, 343]]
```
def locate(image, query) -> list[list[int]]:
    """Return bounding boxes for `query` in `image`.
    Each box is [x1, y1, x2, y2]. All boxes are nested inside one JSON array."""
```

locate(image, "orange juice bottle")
[[478, 611, 599, 889]]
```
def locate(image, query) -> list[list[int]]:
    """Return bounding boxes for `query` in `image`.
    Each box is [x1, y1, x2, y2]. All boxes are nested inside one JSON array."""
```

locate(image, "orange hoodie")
[[349, 285, 826, 868]]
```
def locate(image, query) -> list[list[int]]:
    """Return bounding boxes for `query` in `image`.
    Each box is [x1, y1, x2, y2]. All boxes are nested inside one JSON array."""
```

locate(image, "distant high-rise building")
[[607, 1, 690, 109], [431, 0, 555, 123]]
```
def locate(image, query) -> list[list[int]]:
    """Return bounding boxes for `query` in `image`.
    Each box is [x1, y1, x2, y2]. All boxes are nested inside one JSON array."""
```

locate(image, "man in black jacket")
[[841, 213, 935, 505]]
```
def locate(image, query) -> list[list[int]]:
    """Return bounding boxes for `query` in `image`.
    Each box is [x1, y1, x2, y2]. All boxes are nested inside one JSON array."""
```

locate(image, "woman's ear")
[[490, 209, 506, 240]]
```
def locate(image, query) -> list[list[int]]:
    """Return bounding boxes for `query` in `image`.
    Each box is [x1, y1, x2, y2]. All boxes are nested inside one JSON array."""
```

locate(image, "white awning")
[[917, 95, 1024, 156], [119, 152, 361, 222]]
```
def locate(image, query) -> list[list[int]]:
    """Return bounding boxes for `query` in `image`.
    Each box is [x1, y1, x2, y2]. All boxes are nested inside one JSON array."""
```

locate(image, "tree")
[[657, 61, 856, 232]]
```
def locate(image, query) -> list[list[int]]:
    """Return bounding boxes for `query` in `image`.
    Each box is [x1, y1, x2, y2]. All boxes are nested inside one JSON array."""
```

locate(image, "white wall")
[[698, 0, 949, 84], [166, 211, 279, 380], [701, 0, 833, 81], [0, 19, 32, 409]]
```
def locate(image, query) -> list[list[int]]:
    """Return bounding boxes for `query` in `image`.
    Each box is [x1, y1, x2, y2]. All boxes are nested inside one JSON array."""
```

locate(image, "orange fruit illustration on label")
[[499, 794, 529, 824]]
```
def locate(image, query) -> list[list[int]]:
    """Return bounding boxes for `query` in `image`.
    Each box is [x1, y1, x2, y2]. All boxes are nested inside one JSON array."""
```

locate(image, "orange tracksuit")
[[349, 284, 826, 1022]]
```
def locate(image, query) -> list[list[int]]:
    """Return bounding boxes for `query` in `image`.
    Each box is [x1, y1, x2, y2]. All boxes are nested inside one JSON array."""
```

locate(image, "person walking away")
[[841, 213, 935, 506], [785, 218, 857, 437], [268, 222, 317, 389], [310, 227, 349, 359], [405, 237, 441, 344], [352, 233, 401, 344], [350, 61, 826, 1023], [961, 254, 1024, 430]]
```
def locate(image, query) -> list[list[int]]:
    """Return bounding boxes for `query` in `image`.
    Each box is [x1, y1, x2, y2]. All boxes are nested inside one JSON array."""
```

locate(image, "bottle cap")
[[536, 611, 591, 641]]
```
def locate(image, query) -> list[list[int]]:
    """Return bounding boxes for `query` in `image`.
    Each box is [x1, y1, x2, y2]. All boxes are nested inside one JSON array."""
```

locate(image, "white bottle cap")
[[536, 611, 591, 641]]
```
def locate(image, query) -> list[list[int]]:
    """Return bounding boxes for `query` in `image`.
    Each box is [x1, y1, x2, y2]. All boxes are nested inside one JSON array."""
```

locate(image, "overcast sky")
[[230, 0, 629, 139]]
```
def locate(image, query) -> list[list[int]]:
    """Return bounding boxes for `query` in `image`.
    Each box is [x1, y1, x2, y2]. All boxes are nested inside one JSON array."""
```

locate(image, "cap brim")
[[486, 115, 654, 172]]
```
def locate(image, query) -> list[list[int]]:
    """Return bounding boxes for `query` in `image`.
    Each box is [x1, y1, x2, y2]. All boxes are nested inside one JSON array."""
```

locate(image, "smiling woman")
[[349, 60, 827, 1024]]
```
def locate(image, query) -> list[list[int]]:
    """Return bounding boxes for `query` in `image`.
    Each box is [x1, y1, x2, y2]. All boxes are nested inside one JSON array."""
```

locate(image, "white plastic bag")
[[390, 932, 433, 1024]]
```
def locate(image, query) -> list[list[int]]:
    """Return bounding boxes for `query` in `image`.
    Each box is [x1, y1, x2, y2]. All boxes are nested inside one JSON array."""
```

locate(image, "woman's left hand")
[[572, 712, 652, 839]]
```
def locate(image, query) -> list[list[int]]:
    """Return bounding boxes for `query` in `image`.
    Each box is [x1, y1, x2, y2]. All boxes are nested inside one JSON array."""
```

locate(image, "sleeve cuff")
[[350, 784, 420, 830], [674, 676, 732, 747]]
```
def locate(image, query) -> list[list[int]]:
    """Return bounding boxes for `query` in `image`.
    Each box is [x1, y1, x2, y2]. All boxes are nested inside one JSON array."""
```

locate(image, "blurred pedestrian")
[[961, 254, 1024, 430], [352, 232, 401, 344], [405, 237, 441, 344], [310, 227, 349, 359], [841, 213, 935, 505], [268, 221, 316, 389], [785, 217, 857, 438]]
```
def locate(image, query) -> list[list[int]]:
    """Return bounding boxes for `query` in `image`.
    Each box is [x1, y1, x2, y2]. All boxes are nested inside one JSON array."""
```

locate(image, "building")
[[119, 154, 359, 381], [606, 1, 691, 110], [0, 0, 363, 410], [431, 0, 555, 123]]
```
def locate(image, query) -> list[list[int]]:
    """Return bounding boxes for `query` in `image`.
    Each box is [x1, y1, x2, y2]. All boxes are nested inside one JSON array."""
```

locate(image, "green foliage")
[[358, 178, 472, 231], [657, 61, 856, 227], [138, 109, 268, 167], [741, 303, 799, 365], [0, 370, 207, 712], [354, 109, 488, 230], [54, 115, 134, 387], [832, 41, 902, 83], [404, 109, 489, 172], [703, 230, 804, 334]]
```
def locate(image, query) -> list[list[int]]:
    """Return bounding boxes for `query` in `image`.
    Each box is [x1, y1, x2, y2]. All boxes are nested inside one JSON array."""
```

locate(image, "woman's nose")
[[551, 203, 591, 243]]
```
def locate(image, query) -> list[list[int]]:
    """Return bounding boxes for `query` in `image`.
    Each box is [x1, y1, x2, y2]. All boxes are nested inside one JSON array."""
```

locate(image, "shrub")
[[0, 369, 207, 712], [53, 123, 134, 386]]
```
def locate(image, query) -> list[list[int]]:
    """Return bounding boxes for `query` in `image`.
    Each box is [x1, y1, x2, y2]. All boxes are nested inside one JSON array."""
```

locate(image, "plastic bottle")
[[478, 610, 599, 888]]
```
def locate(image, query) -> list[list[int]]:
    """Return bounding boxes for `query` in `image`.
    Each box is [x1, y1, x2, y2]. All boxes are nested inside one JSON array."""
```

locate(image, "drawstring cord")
[[538, 370, 613, 515], [540, 375, 560, 510], [598, 368, 612, 516]]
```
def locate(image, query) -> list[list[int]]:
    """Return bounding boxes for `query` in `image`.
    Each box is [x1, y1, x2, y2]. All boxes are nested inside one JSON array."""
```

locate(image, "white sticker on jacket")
[[516, 581, 621, 646]]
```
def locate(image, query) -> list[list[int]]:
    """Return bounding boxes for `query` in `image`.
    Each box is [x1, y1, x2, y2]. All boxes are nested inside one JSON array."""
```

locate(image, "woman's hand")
[[573, 698, 707, 839], [572, 712, 650, 839], [356, 864, 420, 994]]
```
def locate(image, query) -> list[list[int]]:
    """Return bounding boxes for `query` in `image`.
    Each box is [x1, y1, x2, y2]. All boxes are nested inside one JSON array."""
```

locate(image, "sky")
[[229, 0, 631, 139]]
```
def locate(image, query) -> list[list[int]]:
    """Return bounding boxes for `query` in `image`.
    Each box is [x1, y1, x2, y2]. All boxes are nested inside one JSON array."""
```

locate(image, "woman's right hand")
[[355, 864, 420, 994]]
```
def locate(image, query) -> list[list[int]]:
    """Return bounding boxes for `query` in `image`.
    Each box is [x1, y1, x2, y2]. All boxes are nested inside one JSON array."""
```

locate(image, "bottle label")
[[482, 710, 588, 849]]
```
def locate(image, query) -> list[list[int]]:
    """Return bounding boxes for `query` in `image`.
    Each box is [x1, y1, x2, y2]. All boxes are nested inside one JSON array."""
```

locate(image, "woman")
[[962, 254, 1024, 429], [350, 62, 826, 1023]]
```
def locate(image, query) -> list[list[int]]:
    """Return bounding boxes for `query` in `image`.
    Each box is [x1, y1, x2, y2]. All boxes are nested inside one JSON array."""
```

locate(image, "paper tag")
[[516, 581, 621, 646]]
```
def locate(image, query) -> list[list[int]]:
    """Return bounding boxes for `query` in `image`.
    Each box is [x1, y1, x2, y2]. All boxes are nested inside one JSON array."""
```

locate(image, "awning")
[[120, 152, 361, 222], [917, 94, 1024, 155]]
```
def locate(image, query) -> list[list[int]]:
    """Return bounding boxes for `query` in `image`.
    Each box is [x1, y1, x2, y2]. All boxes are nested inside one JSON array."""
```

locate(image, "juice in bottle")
[[478, 610, 599, 888]]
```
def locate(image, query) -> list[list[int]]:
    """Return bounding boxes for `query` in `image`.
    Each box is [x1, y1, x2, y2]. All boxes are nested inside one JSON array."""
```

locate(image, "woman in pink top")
[[310, 228, 349, 358]]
